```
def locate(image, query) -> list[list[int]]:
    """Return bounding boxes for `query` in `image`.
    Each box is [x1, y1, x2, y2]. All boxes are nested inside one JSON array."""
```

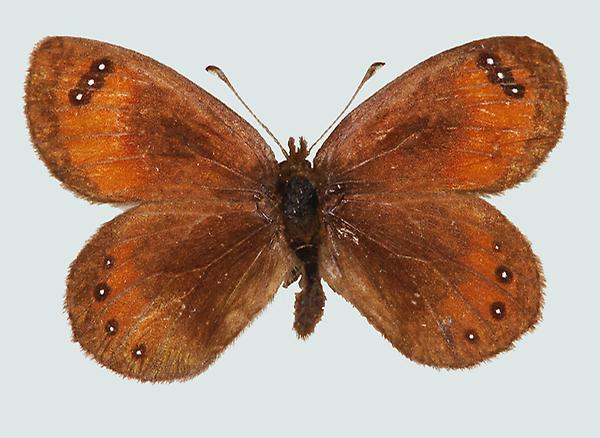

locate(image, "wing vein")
[[87, 218, 269, 332], [333, 131, 420, 178], [146, 231, 273, 378], [328, 208, 529, 315], [102, 223, 271, 363]]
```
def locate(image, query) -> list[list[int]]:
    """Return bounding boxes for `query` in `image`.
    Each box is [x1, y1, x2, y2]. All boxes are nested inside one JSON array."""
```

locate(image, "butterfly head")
[[279, 137, 314, 179], [287, 137, 310, 162]]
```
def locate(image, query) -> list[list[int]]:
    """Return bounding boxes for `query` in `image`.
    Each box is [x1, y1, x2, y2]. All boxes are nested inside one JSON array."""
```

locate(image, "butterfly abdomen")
[[293, 246, 325, 338]]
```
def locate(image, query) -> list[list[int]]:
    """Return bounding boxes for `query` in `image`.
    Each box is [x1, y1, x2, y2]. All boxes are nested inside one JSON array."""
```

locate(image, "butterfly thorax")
[[277, 137, 325, 338]]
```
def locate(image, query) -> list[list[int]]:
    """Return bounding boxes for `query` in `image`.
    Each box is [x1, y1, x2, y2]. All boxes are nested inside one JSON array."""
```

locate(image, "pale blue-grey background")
[[2, 0, 597, 436]]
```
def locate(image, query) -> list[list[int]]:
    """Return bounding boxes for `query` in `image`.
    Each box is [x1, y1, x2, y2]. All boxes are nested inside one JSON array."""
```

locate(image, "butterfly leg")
[[283, 264, 301, 287], [254, 192, 277, 224]]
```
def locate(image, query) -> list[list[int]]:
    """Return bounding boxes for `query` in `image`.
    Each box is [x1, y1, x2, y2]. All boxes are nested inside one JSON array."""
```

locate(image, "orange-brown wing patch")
[[67, 201, 290, 381], [320, 193, 543, 368], [315, 36, 566, 195], [26, 37, 277, 203]]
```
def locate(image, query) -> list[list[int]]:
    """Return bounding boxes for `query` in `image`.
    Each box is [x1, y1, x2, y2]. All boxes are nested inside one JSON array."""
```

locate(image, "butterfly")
[[25, 36, 566, 381]]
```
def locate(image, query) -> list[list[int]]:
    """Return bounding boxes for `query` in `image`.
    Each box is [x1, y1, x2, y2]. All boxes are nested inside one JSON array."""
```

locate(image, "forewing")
[[320, 193, 543, 368], [26, 36, 277, 203], [67, 201, 290, 381], [315, 36, 566, 194]]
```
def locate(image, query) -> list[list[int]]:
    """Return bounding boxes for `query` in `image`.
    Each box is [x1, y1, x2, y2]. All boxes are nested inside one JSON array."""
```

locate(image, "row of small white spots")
[[411, 291, 420, 306], [479, 52, 525, 98]]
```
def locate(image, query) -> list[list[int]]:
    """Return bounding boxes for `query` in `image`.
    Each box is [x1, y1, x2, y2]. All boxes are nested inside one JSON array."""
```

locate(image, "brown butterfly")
[[25, 36, 566, 382]]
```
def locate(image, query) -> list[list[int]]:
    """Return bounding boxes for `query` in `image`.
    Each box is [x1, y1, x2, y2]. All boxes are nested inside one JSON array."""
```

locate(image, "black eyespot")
[[132, 344, 146, 359], [105, 319, 119, 335], [465, 330, 479, 343], [504, 83, 525, 98], [83, 73, 105, 90], [491, 302, 506, 320], [477, 52, 498, 70], [92, 58, 113, 74], [495, 265, 513, 283], [68, 88, 91, 106], [103, 256, 114, 269], [491, 67, 514, 85], [94, 282, 111, 301]]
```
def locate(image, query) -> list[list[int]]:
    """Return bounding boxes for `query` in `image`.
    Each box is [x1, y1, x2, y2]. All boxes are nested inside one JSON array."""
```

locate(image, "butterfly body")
[[25, 36, 566, 381], [276, 137, 326, 337]]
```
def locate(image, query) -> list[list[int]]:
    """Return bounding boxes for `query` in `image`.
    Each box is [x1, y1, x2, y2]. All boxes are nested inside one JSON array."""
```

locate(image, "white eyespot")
[[98, 63, 106, 71], [486, 57, 495, 65], [87, 78, 95, 86], [511, 87, 519, 94], [468, 333, 476, 340], [497, 71, 505, 79], [75, 93, 83, 101]]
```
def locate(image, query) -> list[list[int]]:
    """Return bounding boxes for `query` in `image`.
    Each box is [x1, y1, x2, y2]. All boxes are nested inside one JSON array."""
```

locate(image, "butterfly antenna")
[[206, 65, 289, 158], [308, 62, 385, 153]]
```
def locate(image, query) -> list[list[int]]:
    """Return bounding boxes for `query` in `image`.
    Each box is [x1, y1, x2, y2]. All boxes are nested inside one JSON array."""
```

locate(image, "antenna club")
[[308, 61, 385, 153]]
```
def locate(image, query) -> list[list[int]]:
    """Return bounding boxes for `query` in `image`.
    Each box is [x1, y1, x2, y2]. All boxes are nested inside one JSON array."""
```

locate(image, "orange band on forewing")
[[56, 69, 155, 193], [441, 63, 537, 188], [316, 37, 564, 195], [27, 37, 277, 203]]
